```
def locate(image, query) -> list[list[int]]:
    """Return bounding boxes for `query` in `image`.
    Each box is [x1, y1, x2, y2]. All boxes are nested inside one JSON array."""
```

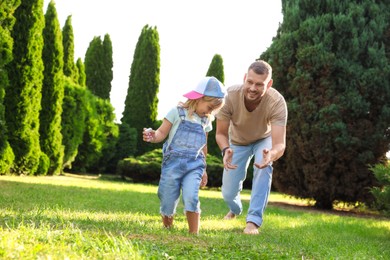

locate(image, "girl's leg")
[[158, 158, 182, 228], [162, 215, 174, 228], [186, 211, 200, 234], [181, 160, 203, 234]]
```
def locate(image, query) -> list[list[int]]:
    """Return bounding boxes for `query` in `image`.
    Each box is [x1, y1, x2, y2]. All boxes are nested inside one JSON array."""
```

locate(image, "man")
[[215, 60, 287, 235]]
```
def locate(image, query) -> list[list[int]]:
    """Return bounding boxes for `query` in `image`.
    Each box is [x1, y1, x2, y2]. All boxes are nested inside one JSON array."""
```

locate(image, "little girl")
[[143, 76, 225, 234]]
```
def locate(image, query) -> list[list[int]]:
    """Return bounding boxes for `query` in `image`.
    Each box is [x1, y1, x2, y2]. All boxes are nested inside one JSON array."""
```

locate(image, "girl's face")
[[195, 99, 216, 117]]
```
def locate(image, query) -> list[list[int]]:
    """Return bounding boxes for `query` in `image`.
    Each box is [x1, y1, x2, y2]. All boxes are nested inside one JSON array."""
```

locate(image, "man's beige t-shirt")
[[216, 84, 287, 146]]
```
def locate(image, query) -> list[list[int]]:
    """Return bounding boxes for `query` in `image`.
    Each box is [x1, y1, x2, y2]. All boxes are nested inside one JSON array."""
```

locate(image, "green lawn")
[[1, 174, 389, 259]]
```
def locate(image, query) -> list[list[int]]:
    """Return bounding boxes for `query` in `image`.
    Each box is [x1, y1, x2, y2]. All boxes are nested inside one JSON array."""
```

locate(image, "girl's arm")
[[200, 132, 209, 187], [143, 119, 172, 143]]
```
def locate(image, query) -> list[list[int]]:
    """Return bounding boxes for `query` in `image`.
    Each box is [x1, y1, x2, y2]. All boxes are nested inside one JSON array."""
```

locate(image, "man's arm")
[[255, 124, 286, 168], [216, 118, 237, 170], [216, 119, 230, 150]]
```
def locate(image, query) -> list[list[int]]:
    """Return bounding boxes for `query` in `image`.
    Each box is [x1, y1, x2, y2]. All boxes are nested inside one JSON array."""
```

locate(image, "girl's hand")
[[200, 171, 208, 187], [143, 128, 155, 142]]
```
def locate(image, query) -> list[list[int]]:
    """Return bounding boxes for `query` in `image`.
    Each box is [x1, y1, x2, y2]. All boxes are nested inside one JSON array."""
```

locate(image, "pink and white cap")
[[183, 76, 226, 100]]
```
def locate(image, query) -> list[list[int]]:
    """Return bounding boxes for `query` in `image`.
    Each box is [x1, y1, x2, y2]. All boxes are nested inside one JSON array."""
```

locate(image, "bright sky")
[[43, 0, 283, 121]]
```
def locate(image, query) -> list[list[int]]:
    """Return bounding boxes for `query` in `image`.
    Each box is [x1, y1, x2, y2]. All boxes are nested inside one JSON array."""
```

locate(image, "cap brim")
[[183, 91, 204, 100]]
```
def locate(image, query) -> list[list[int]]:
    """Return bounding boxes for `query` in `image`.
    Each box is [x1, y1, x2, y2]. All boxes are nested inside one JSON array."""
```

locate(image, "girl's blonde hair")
[[179, 96, 225, 119]]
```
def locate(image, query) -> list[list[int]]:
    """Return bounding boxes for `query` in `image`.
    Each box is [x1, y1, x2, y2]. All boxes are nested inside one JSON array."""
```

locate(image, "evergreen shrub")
[[36, 152, 50, 175], [369, 162, 390, 216]]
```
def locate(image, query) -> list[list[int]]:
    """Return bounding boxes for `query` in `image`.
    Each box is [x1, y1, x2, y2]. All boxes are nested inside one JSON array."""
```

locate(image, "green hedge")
[[117, 149, 226, 187]]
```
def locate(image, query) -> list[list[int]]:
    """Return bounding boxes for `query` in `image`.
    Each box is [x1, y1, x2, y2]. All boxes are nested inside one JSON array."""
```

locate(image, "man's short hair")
[[249, 60, 272, 77]]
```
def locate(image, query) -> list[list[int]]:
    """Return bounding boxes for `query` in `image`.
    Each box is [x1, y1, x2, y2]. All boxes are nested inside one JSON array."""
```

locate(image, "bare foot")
[[162, 216, 173, 228], [223, 211, 236, 220], [243, 222, 259, 235]]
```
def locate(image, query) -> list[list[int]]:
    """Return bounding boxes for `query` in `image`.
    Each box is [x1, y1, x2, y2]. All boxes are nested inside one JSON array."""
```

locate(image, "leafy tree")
[[40, 0, 64, 175], [61, 79, 87, 170], [261, 0, 390, 209], [369, 162, 390, 216], [71, 91, 118, 173], [5, 0, 45, 174], [121, 25, 160, 156], [0, 0, 19, 174], [115, 122, 137, 160], [62, 15, 78, 82], [84, 34, 113, 99], [205, 54, 225, 157], [91, 99, 119, 173]]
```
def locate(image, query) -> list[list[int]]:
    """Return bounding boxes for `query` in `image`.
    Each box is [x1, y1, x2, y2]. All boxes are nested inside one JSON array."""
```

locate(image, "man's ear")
[[267, 78, 273, 89], [243, 73, 247, 83]]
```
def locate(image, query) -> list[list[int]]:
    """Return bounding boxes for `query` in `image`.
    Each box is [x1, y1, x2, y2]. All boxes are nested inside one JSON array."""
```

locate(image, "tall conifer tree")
[[5, 0, 45, 174], [62, 15, 78, 82], [40, 0, 64, 175], [102, 34, 113, 99], [76, 58, 86, 87], [84, 34, 113, 99], [261, 0, 390, 208], [205, 54, 225, 157], [0, 0, 19, 173], [121, 25, 160, 156]]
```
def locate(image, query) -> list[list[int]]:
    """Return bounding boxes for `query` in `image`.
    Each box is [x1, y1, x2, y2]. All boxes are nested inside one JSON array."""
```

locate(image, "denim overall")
[[158, 107, 207, 217]]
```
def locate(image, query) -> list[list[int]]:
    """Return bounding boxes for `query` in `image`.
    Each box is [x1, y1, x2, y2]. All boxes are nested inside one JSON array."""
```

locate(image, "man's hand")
[[223, 148, 238, 170], [254, 149, 272, 169]]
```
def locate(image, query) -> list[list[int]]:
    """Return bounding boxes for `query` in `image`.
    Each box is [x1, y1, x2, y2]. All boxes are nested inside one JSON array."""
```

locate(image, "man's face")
[[243, 69, 273, 102]]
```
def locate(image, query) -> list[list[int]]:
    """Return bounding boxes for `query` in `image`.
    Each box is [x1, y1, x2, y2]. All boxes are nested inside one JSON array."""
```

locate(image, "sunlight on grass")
[[0, 224, 143, 259], [1, 174, 390, 259], [1, 174, 158, 194]]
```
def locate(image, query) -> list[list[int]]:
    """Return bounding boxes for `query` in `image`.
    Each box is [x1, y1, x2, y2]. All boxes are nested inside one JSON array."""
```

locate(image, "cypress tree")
[[261, 0, 390, 209], [102, 34, 113, 99], [40, 0, 64, 175], [0, 0, 19, 174], [206, 54, 225, 84], [84, 34, 113, 99], [62, 15, 78, 82], [84, 36, 103, 97], [121, 25, 160, 156], [76, 57, 86, 87], [205, 54, 225, 157], [5, 0, 46, 174]]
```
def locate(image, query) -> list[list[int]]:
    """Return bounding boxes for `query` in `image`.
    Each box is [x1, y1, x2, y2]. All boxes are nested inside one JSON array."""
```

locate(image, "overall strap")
[[200, 116, 208, 127], [177, 106, 186, 122], [177, 106, 208, 126]]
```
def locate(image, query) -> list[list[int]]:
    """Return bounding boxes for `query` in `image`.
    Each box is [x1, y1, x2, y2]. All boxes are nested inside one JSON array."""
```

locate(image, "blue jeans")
[[221, 136, 273, 227]]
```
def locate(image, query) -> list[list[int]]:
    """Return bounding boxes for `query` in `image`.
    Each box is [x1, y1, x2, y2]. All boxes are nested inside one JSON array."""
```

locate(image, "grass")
[[0, 173, 389, 259]]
